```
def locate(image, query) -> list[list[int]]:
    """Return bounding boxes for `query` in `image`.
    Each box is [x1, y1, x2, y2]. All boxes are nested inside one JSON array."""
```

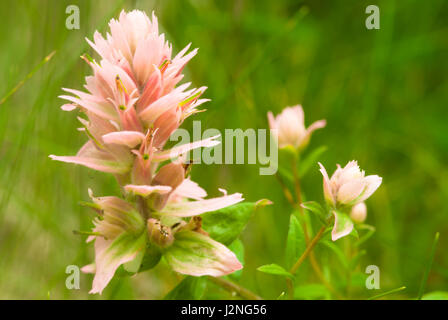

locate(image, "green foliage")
[[285, 214, 306, 269], [257, 264, 294, 279], [164, 276, 207, 300], [418, 232, 440, 300], [301, 201, 328, 224], [201, 202, 258, 245]]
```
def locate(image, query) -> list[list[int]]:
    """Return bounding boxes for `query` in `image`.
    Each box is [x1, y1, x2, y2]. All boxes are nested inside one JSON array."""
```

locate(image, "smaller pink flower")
[[319, 161, 382, 208], [267, 105, 326, 150]]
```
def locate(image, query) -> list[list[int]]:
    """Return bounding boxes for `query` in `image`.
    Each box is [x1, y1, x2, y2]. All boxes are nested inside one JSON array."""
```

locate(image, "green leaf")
[[202, 201, 269, 245], [257, 264, 294, 279], [285, 215, 306, 269], [301, 201, 327, 224], [422, 291, 448, 300], [228, 239, 245, 280], [164, 276, 207, 300], [298, 146, 327, 178]]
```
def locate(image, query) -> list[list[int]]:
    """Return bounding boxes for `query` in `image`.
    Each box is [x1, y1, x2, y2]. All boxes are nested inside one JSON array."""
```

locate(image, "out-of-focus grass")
[[0, 0, 446, 299]]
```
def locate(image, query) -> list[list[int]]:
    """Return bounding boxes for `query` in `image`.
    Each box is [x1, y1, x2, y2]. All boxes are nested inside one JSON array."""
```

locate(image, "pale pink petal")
[[124, 184, 172, 197], [81, 264, 96, 274], [152, 135, 221, 161], [160, 193, 244, 217], [171, 179, 207, 200], [59, 94, 118, 121], [358, 175, 382, 202], [61, 104, 77, 111], [138, 83, 191, 125], [307, 119, 326, 134], [137, 66, 162, 112], [102, 131, 145, 148], [337, 179, 365, 204], [49, 155, 129, 174], [152, 107, 182, 148], [318, 162, 335, 206], [50, 141, 130, 174]]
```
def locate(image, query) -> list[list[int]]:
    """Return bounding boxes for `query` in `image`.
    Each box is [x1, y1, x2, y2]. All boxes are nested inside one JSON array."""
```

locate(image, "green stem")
[[289, 224, 327, 275], [208, 276, 262, 300]]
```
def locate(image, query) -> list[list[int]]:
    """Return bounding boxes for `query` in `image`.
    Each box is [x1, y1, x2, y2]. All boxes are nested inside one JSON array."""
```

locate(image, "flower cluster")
[[50, 10, 243, 294]]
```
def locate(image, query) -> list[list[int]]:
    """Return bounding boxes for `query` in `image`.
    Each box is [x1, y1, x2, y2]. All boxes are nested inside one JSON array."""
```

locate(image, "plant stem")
[[208, 276, 262, 300], [291, 157, 304, 212], [289, 158, 342, 298], [290, 225, 326, 275], [275, 173, 296, 206]]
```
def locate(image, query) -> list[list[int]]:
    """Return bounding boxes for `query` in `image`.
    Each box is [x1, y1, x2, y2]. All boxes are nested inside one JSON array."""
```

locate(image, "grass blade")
[[0, 50, 56, 105], [368, 286, 406, 300], [417, 232, 440, 300]]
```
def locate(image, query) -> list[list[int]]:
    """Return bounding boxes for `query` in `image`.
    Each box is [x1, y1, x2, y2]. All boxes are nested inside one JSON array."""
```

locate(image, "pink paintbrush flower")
[[52, 10, 247, 294], [268, 105, 326, 150], [51, 10, 209, 175]]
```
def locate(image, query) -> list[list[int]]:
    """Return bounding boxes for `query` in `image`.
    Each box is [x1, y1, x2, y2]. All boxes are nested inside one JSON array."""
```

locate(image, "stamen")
[[115, 75, 128, 95], [159, 59, 171, 74], [179, 90, 202, 107]]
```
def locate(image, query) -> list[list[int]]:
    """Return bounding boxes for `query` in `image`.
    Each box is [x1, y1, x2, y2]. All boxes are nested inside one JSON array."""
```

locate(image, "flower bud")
[[147, 218, 174, 248], [350, 202, 367, 223], [267, 105, 326, 150]]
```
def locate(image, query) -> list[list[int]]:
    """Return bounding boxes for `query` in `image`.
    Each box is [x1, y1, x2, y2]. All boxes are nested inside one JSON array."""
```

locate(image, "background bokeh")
[[0, 0, 446, 299]]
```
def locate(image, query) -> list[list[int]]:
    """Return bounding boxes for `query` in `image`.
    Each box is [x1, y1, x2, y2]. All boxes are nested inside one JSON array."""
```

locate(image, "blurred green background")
[[0, 0, 447, 299]]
